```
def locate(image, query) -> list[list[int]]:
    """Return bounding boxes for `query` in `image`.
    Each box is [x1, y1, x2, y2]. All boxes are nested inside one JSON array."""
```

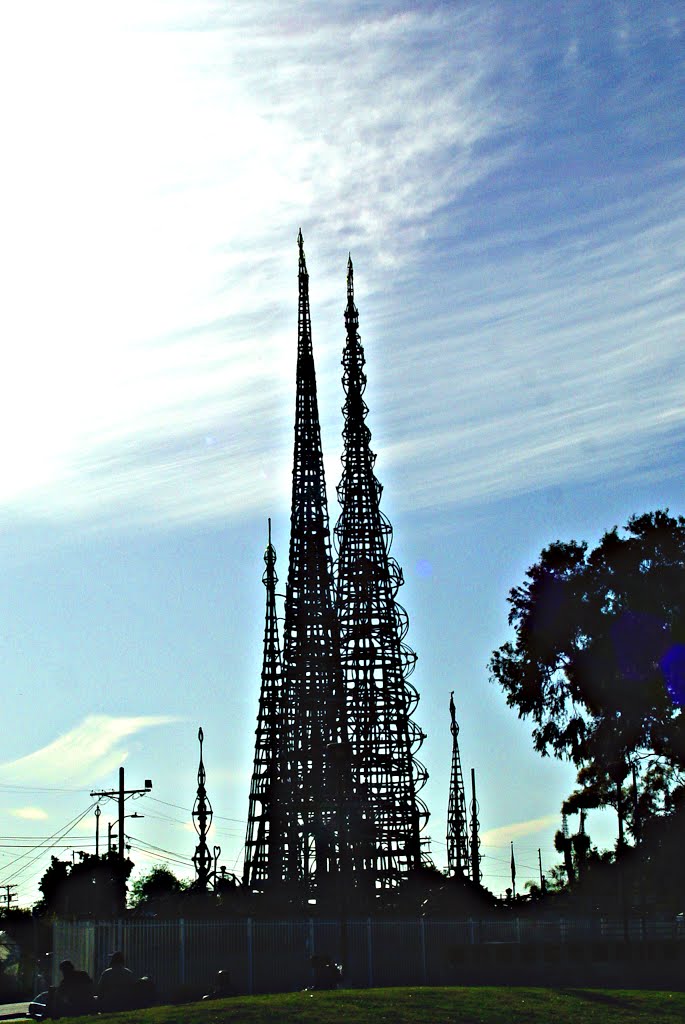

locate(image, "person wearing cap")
[[97, 952, 135, 1011]]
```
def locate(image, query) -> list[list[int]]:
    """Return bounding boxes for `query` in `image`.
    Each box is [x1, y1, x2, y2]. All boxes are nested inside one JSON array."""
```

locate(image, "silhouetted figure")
[[202, 969, 233, 1000], [97, 951, 135, 1011], [47, 960, 94, 1018]]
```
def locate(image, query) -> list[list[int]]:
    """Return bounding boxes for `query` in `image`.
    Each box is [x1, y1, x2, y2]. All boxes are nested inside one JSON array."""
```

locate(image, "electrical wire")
[[146, 795, 247, 824], [127, 845, 188, 870], [2, 801, 98, 885], [126, 833, 192, 870], [0, 783, 88, 794]]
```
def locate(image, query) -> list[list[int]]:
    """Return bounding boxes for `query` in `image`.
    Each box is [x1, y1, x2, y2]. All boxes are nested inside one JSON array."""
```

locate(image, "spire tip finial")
[[346, 252, 354, 300]]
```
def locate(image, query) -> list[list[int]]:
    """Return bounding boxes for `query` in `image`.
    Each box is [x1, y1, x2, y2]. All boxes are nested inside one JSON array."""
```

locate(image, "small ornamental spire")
[[347, 253, 354, 303], [446, 691, 470, 878], [192, 727, 219, 890], [470, 767, 481, 884]]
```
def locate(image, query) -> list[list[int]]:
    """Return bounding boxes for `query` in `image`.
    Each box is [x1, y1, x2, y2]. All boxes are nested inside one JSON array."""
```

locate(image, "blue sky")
[[0, 1, 683, 902]]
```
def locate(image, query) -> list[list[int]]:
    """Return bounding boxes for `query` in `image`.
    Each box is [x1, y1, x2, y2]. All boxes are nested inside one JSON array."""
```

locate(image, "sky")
[[0, 0, 684, 905]]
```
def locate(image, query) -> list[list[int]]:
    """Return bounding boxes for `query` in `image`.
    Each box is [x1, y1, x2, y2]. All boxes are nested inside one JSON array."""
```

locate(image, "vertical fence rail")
[[178, 920, 185, 986], [246, 918, 253, 995]]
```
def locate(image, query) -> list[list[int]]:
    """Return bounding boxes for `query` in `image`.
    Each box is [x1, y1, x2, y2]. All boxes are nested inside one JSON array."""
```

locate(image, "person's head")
[[109, 952, 125, 967], [59, 960, 74, 976]]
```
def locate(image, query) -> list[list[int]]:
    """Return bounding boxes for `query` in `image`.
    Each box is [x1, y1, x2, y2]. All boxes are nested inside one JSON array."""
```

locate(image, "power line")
[[126, 833, 192, 869], [128, 845, 189, 870], [0, 844, 98, 850], [0, 835, 92, 841], [0, 783, 88, 793], [146, 795, 246, 825], [2, 802, 98, 886]]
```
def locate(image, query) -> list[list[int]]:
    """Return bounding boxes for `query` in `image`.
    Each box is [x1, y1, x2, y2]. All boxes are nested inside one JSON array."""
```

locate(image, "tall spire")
[[334, 254, 428, 891], [446, 691, 470, 878], [243, 520, 286, 890], [280, 231, 349, 896]]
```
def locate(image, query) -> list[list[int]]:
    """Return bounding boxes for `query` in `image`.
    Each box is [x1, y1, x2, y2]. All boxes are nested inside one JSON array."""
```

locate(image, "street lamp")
[[108, 813, 144, 854]]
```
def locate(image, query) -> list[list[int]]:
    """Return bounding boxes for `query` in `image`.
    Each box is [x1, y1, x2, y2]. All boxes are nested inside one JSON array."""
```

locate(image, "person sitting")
[[48, 960, 94, 1018], [97, 951, 135, 1012]]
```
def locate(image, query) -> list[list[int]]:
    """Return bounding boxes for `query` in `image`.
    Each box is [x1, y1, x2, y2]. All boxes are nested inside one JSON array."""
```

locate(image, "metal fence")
[[52, 916, 683, 997]]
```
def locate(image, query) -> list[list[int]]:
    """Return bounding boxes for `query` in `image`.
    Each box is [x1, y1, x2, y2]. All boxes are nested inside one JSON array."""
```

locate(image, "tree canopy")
[[490, 510, 685, 829], [128, 865, 188, 911], [35, 851, 133, 918]]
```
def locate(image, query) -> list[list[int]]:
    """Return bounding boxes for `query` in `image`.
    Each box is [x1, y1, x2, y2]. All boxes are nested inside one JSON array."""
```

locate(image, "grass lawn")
[[50, 986, 685, 1024]]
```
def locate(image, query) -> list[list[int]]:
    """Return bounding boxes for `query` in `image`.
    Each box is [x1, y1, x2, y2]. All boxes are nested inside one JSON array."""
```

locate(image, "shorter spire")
[[347, 253, 354, 303]]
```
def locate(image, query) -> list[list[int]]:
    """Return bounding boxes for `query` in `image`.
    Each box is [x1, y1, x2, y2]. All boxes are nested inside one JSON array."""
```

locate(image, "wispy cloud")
[[10, 806, 49, 820], [0, 715, 178, 787], [0, 4, 515, 528], [481, 813, 559, 847], [0, 3, 682, 528]]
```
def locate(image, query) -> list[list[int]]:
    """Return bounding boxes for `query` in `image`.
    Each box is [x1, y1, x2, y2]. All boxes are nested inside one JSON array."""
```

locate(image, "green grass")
[[51, 986, 685, 1024]]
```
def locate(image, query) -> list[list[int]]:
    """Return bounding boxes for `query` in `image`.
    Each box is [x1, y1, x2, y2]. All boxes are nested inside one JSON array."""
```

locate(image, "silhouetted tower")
[[333, 255, 427, 890], [280, 231, 349, 894], [469, 767, 481, 884], [192, 727, 219, 890], [446, 691, 470, 878], [243, 520, 286, 891]]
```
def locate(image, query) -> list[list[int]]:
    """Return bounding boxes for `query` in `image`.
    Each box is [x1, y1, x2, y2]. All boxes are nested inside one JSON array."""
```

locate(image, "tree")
[[128, 865, 188, 913], [35, 852, 133, 918], [490, 511, 685, 831]]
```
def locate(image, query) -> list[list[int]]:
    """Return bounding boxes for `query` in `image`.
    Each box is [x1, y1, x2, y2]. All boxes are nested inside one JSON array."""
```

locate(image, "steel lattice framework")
[[278, 231, 350, 895], [243, 520, 286, 891], [333, 256, 428, 890], [446, 691, 470, 879]]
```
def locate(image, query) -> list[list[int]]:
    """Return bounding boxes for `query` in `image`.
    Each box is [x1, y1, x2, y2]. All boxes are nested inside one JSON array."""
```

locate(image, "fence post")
[[367, 917, 373, 989], [247, 918, 254, 995], [178, 919, 185, 986], [420, 918, 427, 985]]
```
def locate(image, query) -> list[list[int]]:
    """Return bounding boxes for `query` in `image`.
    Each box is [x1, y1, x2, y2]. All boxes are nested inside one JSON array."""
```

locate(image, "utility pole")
[[0, 884, 17, 909], [538, 848, 546, 892], [91, 767, 152, 861]]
